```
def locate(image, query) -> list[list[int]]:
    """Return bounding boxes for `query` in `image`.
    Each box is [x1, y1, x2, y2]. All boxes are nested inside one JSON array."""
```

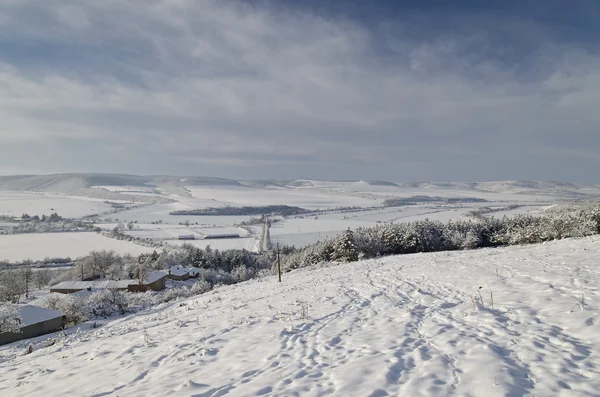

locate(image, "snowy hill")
[[1, 236, 599, 396], [1, 174, 600, 199]]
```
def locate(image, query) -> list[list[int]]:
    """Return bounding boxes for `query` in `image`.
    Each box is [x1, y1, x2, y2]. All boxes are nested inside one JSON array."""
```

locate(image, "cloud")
[[0, 0, 599, 182]]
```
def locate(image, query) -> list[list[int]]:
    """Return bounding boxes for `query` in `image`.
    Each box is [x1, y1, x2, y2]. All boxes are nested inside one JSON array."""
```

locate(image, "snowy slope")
[[1, 237, 599, 396]]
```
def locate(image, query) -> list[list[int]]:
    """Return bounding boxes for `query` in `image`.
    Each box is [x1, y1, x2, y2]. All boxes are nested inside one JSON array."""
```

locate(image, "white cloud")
[[0, 0, 599, 181]]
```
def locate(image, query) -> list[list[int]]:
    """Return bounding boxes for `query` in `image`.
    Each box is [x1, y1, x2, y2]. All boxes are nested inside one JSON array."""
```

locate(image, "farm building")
[[188, 267, 202, 278], [50, 280, 133, 294], [128, 271, 168, 292], [178, 234, 196, 240], [0, 305, 65, 346], [202, 233, 240, 239], [168, 265, 190, 281]]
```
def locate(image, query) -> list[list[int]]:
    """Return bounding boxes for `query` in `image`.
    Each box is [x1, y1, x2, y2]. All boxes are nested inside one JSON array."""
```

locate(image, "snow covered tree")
[[0, 303, 21, 333], [331, 228, 359, 262], [34, 269, 52, 290]]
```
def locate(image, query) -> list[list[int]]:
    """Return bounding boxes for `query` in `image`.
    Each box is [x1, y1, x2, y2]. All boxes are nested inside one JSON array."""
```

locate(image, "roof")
[[51, 281, 93, 290], [51, 279, 135, 291], [188, 267, 202, 275], [72, 288, 100, 298], [145, 270, 168, 284], [18, 305, 64, 327], [169, 266, 189, 277], [93, 280, 134, 289]]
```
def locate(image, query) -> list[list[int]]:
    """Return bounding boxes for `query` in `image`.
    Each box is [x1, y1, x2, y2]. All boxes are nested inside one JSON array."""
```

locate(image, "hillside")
[[1, 174, 600, 200], [1, 236, 598, 396]]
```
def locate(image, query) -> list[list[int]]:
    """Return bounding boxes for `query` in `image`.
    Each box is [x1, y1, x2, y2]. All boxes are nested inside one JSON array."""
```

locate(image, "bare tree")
[[34, 269, 52, 290], [136, 260, 150, 292], [22, 266, 33, 298], [0, 271, 25, 303]]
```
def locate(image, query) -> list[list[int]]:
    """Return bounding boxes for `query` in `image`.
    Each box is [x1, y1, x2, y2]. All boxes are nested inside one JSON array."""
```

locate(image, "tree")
[[127, 221, 135, 231], [34, 269, 52, 290], [22, 266, 33, 299], [136, 260, 150, 292], [0, 303, 21, 333], [331, 228, 359, 262], [0, 270, 25, 303]]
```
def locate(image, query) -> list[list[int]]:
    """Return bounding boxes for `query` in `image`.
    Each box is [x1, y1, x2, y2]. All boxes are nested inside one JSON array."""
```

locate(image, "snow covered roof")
[[93, 280, 135, 289], [72, 288, 100, 298], [188, 267, 202, 276], [18, 305, 64, 327], [169, 266, 189, 277], [144, 270, 168, 284], [51, 281, 94, 290], [51, 280, 135, 291]]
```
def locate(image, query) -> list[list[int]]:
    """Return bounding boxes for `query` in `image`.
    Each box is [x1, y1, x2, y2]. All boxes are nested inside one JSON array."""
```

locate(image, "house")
[[50, 281, 94, 294], [202, 233, 240, 239], [168, 265, 190, 281], [188, 267, 202, 278], [50, 280, 134, 294], [128, 271, 168, 292], [0, 305, 65, 346]]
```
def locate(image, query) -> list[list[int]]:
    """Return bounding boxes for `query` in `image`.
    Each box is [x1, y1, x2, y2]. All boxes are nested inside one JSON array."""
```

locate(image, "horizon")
[[0, 172, 597, 186], [1, 1, 599, 182]]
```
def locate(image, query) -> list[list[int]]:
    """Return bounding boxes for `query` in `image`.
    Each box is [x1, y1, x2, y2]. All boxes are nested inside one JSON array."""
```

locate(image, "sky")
[[1, 0, 599, 183]]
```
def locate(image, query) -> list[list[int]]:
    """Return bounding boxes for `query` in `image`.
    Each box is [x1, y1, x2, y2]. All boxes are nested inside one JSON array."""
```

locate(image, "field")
[[2, 175, 600, 261], [0, 233, 153, 262], [1, 236, 598, 396], [0, 190, 122, 219]]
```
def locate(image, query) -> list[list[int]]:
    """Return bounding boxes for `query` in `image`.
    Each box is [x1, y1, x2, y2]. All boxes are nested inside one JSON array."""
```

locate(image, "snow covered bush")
[[42, 293, 87, 325], [191, 279, 212, 295], [87, 290, 128, 317], [0, 303, 21, 333], [127, 291, 156, 311]]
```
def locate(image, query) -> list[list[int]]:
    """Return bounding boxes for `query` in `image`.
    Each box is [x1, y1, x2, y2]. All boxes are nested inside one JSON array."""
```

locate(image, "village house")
[[50, 280, 133, 294], [128, 271, 168, 292], [168, 265, 190, 281], [188, 267, 202, 278], [0, 305, 65, 346], [50, 275, 167, 294]]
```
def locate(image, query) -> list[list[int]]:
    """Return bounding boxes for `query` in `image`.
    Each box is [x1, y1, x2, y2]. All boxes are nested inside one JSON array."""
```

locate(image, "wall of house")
[[0, 317, 64, 346], [49, 288, 84, 294]]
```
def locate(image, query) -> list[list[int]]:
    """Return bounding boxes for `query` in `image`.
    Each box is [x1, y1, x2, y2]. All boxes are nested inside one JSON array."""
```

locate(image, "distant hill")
[[0, 174, 599, 200]]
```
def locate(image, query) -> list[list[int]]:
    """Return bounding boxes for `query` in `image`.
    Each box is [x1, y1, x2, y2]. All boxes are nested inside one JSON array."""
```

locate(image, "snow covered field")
[[185, 186, 379, 209], [1, 236, 599, 396], [0, 190, 117, 219], [0, 233, 152, 262], [169, 237, 259, 252]]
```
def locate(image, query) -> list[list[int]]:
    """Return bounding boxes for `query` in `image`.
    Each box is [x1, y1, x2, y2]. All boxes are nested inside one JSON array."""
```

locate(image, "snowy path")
[[1, 237, 600, 396]]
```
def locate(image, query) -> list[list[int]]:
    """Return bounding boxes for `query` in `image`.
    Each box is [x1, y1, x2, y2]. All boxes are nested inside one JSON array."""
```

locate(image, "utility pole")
[[277, 242, 282, 283]]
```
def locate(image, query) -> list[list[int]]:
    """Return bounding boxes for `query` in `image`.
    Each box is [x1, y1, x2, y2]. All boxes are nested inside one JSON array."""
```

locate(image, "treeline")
[[466, 204, 523, 219], [0, 212, 99, 235], [0, 257, 73, 271], [281, 202, 600, 271], [383, 196, 488, 207], [170, 205, 310, 216]]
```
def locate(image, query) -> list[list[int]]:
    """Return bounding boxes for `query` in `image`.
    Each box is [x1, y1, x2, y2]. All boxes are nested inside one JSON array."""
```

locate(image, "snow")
[[185, 186, 379, 209], [17, 305, 64, 327], [169, 266, 189, 277], [0, 233, 153, 262], [145, 271, 168, 284], [168, 237, 258, 252], [1, 236, 599, 396], [0, 189, 116, 219]]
